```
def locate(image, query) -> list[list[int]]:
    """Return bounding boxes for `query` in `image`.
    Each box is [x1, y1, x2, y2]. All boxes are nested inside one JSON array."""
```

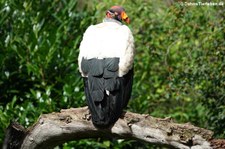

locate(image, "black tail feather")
[[82, 58, 133, 128], [83, 69, 133, 128]]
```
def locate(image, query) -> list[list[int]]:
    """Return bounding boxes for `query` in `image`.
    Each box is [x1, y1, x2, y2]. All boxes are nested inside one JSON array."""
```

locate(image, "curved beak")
[[121, 11, 130, 24]]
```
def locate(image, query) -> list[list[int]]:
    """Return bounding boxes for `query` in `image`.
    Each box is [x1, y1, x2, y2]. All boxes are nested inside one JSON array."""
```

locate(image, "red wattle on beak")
[[125, 17, 130, 24]]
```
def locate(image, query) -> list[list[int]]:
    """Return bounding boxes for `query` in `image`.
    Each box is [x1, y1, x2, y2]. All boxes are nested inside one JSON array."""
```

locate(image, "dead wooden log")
[[3, 107, 217, 149]]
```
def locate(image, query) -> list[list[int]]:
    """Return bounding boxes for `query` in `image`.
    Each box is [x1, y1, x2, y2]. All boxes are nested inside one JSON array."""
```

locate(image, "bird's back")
[[79, 21, 131, 59]]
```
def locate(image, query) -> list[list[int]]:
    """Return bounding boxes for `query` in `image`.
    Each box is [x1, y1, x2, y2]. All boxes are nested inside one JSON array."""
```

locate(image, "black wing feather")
[[82, 58, 133, 127]]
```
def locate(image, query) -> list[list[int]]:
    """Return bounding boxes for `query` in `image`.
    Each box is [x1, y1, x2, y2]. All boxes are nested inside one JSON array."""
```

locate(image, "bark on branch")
[[3, 106, 222, 149]]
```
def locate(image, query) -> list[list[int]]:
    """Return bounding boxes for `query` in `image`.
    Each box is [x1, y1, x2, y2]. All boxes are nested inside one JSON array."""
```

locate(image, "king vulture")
[[78, 6, 135, 127]]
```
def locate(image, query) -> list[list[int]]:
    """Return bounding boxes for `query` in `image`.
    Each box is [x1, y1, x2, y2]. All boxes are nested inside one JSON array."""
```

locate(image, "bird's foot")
[[82, 110, 91, 121]]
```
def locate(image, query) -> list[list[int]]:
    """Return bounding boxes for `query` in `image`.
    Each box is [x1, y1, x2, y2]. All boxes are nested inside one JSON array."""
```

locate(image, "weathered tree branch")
[[4, 106, 224, 149]]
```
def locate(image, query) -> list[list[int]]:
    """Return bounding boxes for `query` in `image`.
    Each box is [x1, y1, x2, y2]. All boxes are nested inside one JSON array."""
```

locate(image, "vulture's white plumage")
[[78, 6, 135, 127]]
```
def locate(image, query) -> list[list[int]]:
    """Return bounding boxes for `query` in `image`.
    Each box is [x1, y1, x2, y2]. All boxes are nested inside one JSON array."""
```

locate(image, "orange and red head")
[[106, 6, 130, 24]]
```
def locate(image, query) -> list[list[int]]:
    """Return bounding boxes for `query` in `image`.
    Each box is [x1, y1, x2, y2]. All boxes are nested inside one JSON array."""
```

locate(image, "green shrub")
[[0, 0, 96, 144]]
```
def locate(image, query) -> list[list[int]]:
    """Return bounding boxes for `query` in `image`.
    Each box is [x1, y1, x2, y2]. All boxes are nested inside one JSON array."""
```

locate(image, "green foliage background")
[[0, 0, 224, 148]]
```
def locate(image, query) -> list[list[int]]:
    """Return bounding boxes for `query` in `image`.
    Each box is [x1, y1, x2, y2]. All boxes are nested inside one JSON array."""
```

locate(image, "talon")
[[82, 110, 91, 121]]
